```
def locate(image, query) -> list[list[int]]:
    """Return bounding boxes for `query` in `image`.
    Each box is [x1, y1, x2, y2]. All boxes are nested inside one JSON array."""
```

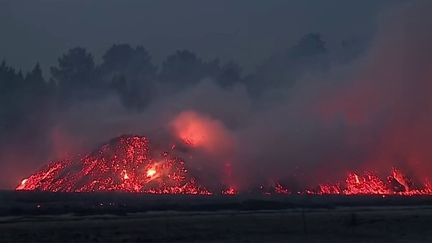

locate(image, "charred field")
[[1, 191, 432, 242]]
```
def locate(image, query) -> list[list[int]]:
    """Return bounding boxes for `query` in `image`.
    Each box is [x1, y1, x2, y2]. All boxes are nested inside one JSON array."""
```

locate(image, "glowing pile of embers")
[[16, 136, 210, 194], [16, 135, 432, 196]]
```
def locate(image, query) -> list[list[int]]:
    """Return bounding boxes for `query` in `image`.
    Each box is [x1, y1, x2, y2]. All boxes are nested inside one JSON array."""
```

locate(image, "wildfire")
[[14, 135, 432, 197], [16, 135, 210, 194], [315, 169, 432, 196]]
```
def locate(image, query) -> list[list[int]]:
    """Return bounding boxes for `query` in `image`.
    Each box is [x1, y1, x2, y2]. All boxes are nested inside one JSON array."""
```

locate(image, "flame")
[[146, 168, 157, 178], [122, 170, 130, 180], [315, 169, 432, 196], [16, 178, 28, 190], [21, 178, 28, 185], [354, 174, 360, 184], [391, 168, 411, 192], [344, 173, 390, 195]]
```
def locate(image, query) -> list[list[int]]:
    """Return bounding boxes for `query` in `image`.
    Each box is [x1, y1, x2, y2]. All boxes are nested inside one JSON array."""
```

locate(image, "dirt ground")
[[1, 206, 432, 242]]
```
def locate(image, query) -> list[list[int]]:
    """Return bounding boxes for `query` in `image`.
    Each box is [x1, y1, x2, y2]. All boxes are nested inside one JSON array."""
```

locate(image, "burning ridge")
[[16, 135, 210, 194], [16, 135, 432, 196]]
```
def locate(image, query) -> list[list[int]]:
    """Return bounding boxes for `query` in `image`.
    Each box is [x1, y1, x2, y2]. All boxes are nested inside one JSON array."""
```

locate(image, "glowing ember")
[[345, 173, 390, 195], [222, 187, 237, 195], [315, 169, 432, 196], [14, 134, 432, 196], [274, 183, 290, 194], [391, 168, 411, 192], [16, 135, 210, 194], [317, 184, 342, 195]]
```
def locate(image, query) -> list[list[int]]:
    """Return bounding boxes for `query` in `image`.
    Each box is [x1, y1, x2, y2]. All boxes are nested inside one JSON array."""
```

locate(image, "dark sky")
[[0, 0, 404, 72]]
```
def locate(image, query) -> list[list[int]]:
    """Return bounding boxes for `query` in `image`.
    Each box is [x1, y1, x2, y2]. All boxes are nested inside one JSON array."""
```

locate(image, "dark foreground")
[[1, 191, 432, 242]]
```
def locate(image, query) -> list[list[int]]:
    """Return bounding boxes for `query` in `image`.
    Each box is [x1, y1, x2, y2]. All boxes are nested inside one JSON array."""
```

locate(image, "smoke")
[[3, 0, 432, 190], [171, 110, 235, 154], [315, 1, 432, 181], [165, 0, 432, 189]]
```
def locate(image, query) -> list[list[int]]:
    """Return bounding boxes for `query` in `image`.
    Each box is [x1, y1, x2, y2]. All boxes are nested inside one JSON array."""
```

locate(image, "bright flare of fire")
[[16, 179, 28, 190], [146, 168, 157, 178], [171, 111, 234, 153]]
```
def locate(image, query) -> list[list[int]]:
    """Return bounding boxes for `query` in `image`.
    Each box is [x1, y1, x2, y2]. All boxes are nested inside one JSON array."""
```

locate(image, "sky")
[[0, 0, 404, 73]]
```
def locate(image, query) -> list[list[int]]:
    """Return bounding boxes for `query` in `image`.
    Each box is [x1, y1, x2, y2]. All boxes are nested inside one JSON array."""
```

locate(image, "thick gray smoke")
[[157, 1, 432, 189], [2, 1, 431, 190], [230, 1, 432, 188]]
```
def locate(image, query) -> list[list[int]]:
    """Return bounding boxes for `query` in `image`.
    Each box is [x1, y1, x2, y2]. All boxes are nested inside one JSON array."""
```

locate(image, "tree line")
[[1, 33, 361, 149]]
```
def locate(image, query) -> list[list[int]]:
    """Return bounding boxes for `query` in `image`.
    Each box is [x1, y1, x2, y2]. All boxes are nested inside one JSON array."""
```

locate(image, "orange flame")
[[146, 168, 157, 178]]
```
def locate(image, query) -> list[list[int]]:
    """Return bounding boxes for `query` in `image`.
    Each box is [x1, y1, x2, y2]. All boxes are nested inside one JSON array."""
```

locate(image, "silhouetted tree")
[[0, 61, 24, 92], [101, 44, 157, 109], [159, 50, 208, 87], [216, 61, 242, 88], [24, 63, 49, 95], [101, 44, 156, 76], [50, 47, 99, 103], [0, 61, 53, 148], [0, 61, 25, 134], [159, 50, 243, 91]]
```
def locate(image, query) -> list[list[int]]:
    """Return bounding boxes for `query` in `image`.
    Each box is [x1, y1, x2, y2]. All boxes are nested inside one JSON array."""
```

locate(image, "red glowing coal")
[[314, 169, 432, 196], [16, 135, 210, 194], [15, 134, 432, 196]]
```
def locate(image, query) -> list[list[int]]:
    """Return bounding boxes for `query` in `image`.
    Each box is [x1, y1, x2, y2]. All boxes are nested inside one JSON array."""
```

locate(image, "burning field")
[[10, 1, 432, 200], [3, 1, 432, 243], [15, 134, 432, 197], [16, 135, 210, 195]]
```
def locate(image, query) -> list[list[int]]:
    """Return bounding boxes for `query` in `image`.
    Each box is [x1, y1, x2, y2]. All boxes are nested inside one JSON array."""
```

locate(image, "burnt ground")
[[1, 191, 432, 242]]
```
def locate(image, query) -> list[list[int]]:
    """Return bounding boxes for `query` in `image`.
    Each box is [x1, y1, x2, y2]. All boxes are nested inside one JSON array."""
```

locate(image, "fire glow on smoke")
[[15, 134, 432, 196]]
